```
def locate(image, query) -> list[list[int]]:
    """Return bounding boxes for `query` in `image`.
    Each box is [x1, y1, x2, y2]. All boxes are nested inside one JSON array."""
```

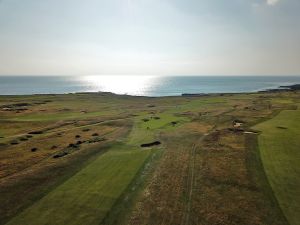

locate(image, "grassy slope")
[[254, 106, 300, 225]]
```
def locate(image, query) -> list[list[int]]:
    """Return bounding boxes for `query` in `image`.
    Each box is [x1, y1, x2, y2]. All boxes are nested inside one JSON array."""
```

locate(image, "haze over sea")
[[1, 76, 300, 96]]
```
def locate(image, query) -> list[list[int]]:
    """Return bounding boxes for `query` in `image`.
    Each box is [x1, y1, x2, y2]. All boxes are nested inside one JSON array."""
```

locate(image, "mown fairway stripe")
[[254, 108, 300, 225], [7, 145, 151, 225]]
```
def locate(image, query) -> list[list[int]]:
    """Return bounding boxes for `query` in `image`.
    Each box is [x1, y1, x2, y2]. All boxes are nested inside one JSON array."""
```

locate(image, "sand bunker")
[[141, 141, 161, 148]]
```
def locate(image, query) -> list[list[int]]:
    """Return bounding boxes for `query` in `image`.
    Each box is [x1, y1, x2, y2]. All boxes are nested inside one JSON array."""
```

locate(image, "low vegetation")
[[0, 90, 299, 225]]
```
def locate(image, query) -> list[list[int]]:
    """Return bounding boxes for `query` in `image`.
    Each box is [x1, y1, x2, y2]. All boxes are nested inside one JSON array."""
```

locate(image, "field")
[[254, 105, 300, 225], [6, 144, 152, 225], [0, 90, 299, 225]]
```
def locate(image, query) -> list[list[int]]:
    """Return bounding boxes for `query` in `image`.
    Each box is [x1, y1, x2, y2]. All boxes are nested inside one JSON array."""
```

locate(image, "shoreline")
[[0, 84, 299, 98]]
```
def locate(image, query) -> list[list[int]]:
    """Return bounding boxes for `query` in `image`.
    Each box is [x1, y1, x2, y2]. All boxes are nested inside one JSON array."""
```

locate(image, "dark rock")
[[181, 93, 208, 97], [280, 84, 300, 90]]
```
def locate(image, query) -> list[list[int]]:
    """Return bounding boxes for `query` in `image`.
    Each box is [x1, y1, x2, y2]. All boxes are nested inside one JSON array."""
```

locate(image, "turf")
[[3, 100, 160, 225], [254, 106, 300, 225], [1, 91, 300, 225], [6, 143, 152, 225]]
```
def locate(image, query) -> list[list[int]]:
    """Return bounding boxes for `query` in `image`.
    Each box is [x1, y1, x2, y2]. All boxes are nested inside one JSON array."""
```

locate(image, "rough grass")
[[127, 92, 298, 225], [0, 123, 116, 179], [10, 111, 110, 122], [0, 122, 131, 225], [128, 131, 198, 225], [1, 91, 300, 225], [254, 106, 300, 225], [2, 93, 170, 225]]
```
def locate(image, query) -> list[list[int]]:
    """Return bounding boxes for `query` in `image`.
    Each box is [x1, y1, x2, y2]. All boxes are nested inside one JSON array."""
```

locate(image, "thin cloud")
[[267, 0, 280, 6]]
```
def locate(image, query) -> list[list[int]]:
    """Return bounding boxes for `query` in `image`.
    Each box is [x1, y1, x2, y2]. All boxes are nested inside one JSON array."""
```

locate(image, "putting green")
[[254, 107, 300, 225]]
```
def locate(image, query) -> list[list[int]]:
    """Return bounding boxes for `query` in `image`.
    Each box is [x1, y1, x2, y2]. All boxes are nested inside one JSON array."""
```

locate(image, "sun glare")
[[82, 75, 159, 95]]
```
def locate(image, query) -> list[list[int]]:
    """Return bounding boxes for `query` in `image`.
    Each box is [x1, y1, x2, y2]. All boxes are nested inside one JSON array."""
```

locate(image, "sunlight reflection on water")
[[81, 75, 162, 95], [1, 76, 300, 96]]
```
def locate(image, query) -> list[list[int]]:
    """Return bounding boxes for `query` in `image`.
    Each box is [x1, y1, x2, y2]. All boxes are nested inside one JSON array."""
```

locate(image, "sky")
[[0, 0, 299, 76]]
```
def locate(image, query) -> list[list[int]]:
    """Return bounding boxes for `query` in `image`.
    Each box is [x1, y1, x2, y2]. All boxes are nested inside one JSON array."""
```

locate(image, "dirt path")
[[182, 134, 208, 225]]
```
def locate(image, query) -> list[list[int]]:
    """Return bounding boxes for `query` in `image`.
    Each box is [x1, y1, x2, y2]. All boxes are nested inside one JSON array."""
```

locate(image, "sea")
[[0, 75, 300, 97]]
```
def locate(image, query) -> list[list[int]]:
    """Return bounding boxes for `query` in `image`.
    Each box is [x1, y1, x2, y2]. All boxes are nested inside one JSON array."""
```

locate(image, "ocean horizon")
[[1, 75, 300, 96]]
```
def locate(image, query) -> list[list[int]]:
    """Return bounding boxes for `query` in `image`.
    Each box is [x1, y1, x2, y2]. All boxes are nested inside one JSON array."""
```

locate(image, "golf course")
[[0, 90, 299, 225]]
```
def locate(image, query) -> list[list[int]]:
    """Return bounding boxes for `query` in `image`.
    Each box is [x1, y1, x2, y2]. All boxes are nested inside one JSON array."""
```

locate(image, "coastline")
[[0, 83, 299, 98], [1, 76, 300, 97]]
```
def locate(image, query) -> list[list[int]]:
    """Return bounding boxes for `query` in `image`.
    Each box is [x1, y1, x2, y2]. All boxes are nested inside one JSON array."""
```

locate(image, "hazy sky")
[[0, 0, 299, 75]]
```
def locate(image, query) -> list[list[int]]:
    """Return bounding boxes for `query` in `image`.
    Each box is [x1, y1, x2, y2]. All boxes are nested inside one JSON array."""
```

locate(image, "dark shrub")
[[53, 152, 68, 158], [28, 131, 43, 135], [68, 143, 78, 148], [20, 137, 28, 141]]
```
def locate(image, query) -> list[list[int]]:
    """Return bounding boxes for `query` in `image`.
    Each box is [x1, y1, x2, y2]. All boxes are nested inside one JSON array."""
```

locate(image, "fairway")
[[6, 143, 152, 225], [254, 106, 300, 225]]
